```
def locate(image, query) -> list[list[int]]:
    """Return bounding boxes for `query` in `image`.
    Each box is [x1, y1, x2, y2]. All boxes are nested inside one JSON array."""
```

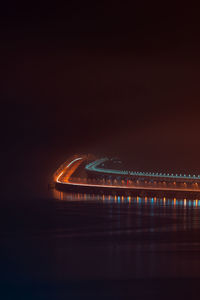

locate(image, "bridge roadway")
[[85, 158, 200, 182], [54, 156, 200, 196]]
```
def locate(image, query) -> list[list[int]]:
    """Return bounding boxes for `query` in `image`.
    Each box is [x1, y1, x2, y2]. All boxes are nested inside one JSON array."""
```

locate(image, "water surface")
[[1, 192, 200, 299]]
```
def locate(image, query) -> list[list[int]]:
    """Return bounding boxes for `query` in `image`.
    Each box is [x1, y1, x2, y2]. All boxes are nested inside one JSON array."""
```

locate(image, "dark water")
[[1, 191, 200, 299]]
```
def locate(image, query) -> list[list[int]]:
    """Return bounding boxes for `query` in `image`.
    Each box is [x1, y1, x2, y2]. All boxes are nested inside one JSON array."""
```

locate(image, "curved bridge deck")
[[54, 155, 200, 198]]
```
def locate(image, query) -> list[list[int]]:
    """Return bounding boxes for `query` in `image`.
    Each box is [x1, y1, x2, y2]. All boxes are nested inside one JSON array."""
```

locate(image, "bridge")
[[54, 155, 200, 197]]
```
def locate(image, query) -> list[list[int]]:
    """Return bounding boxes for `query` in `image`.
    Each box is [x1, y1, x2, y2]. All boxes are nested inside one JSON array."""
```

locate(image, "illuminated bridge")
[[53, 155, 200, 197]]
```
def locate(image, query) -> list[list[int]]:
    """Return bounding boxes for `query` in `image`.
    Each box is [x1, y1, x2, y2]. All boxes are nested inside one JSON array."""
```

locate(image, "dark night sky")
[[1, 0, 200, 195]]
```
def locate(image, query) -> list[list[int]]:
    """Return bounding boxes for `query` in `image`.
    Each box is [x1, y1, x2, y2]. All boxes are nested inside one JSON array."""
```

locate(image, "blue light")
[[85, 159, 200, 182]]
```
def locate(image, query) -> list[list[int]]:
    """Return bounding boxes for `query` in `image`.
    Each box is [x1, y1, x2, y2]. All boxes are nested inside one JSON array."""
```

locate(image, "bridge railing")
[[69, 176, 200, 191]]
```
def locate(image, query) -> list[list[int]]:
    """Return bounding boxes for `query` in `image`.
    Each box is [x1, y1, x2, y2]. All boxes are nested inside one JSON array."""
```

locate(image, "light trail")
[[56, 157, 83, 182], [85, 158, 200, 180]]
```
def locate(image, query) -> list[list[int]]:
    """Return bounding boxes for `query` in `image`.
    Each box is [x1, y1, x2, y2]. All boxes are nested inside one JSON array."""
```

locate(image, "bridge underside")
[[55, 181, 200, 199]]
